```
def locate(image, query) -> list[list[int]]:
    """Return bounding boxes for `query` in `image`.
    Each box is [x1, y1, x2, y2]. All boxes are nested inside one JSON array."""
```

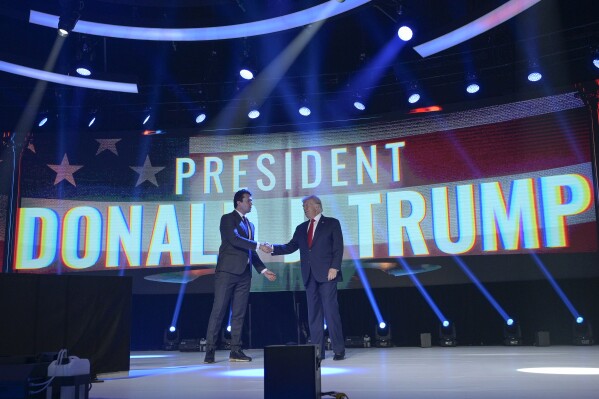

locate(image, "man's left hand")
[[327, 268, 338, 281]]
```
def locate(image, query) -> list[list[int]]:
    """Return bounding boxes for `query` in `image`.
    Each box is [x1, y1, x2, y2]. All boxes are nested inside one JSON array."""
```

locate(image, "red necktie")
[[307, 219, 315, 248]]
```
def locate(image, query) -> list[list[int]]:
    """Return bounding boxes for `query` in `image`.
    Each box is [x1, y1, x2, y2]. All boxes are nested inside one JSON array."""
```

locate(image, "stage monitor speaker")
[[264, 345, 320, 399], [345, 336, 366, 348], [179, 339, 201, 352], [420, 333, 432, 348], [535, 331, 550, 347]]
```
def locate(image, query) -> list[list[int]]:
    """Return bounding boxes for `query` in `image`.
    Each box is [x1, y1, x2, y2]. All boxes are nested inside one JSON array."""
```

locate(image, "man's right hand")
[[259, 243, 274, 253]]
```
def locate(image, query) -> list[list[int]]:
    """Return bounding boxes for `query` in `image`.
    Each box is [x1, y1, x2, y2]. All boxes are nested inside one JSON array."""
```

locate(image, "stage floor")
[[92, 346, 599, 399]]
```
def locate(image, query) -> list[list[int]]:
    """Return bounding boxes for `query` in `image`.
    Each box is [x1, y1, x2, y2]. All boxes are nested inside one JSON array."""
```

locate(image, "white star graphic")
[[95, 138, 121, 155], [28, 142, 36, 153], [130, 155, 165, 187], [47, 154, 83, 186]]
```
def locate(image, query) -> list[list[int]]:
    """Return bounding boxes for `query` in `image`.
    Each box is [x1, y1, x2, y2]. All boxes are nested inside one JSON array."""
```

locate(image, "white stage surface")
[[92, 346, 599, 399]]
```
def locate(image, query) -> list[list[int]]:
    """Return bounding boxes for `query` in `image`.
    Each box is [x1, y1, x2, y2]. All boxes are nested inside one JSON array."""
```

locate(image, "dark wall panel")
[[130, 277, 599, 350], [0, 274, 131, 375]]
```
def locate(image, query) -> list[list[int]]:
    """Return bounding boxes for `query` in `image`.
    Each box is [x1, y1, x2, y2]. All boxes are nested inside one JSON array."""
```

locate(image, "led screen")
[[12, 93, 598, 292]]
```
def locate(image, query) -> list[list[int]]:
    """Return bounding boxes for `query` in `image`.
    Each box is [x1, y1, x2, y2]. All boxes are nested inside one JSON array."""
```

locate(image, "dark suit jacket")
[[273, 215, 344, 284], [216, 211, 266, 276]]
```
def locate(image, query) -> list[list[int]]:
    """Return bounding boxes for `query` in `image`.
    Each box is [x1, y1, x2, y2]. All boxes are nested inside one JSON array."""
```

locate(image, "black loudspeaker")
[[420, 333, 432, 348], [535, 331, 551, 347], [179, 339, 201, 352], [264, 345, 320, 399]]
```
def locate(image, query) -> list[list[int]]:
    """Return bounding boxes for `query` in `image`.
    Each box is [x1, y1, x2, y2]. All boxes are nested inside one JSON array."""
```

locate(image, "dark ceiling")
[[0, 0, 598, 133]]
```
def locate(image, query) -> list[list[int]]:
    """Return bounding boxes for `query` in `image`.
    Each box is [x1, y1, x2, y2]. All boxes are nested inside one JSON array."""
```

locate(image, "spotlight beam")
[[5, 35, 66, 270], [210, 14, 327, 129], [530, 253, 582, 320], [453, 256, 511, 322], [352, 259, 384, 324], [398, 258, 447, 323], [29, 1, 371, 41], [170, 267, 190, 333], [414, 0, 542, 57]]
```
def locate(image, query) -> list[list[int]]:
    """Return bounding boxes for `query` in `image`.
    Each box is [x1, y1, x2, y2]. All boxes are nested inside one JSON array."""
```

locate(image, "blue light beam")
[[352, 259, 384, 324], [453, 256, 510, 322], [530, 252, 581, 320], [169, 270, 190, 332], [397, 258, 447, 323]]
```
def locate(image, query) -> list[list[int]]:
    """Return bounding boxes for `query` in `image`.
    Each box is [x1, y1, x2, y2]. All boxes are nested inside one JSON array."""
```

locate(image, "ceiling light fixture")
[[465, 73, 480, 94], [527, 60, 542, 82]]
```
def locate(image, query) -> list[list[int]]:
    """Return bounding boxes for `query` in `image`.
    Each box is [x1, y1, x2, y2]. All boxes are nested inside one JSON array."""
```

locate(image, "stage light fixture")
[[406, 82, 421, 104], [248, 102, 260, 119], [353, 93, 366, 111], [240, 68, 254, 80], [465, 73, 480, 94], [503, 319, 523, 346], [57, 0, 81, 37], [397, 26, 413, 41], [142, 108, 152, 126], [87, 109, 97, 127], [163, 325, 180, 351], [195, 112, 206, 124], [439, 321, 457, 347], [75, 35, 96, 76], [76, 66, 91, 76], [239, 42, 256, 80], [408, 93, 420, 104], [37, 112, 49, 127], [527, 60, 542, 82], [573, 317, 593, 346], [375, 322, 392, 347], [466, 83, 480, 93], [395, 2, 413, 42], [298, 96, 311, 116], [591, 48, 599, 69]]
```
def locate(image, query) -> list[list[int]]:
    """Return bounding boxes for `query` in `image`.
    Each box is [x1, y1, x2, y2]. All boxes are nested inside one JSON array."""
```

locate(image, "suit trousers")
[[305, 271, 345, 355], [205, 269, 251, 350]]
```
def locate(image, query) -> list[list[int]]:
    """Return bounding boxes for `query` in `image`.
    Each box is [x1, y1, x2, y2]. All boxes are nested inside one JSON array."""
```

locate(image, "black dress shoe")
[[333, 352, 345, 361], [204, 348, 215, 364], [229, 349, 252, 362]]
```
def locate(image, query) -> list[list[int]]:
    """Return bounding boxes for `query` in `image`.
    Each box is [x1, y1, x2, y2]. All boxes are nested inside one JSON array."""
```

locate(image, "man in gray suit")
[[267, 195, 345, 360], [204, 189, 276, 363]]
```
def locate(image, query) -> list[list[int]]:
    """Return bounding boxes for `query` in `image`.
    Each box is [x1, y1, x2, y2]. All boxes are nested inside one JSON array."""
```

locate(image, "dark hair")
[[234, 189, 252, 209]]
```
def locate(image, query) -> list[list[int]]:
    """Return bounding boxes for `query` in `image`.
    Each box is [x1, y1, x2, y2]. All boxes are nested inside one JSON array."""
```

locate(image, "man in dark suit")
[[204, 189, 276, 364], [268, 195, 346, 360]]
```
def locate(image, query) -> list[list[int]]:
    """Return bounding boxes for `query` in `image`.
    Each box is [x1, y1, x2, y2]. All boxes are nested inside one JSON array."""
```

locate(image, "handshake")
[[259, 242, 274, 253]]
